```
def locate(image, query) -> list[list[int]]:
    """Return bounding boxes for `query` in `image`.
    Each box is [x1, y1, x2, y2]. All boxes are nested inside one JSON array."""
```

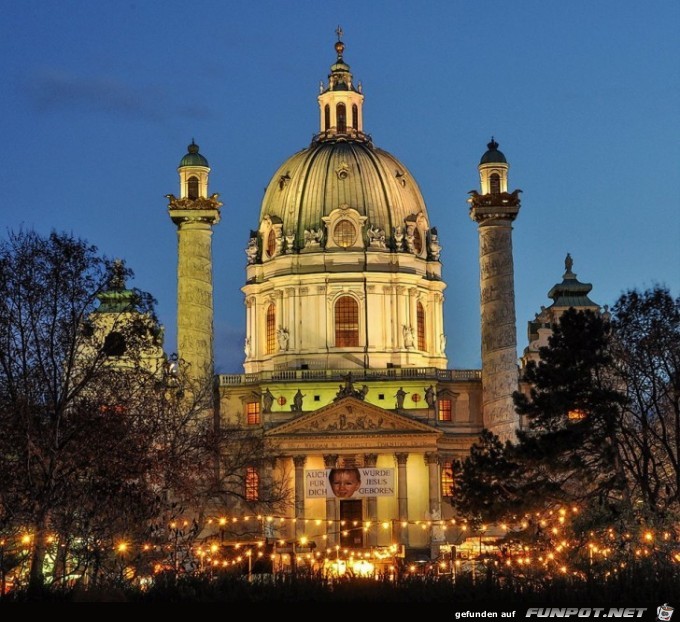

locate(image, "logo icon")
[[657, 604, 674, 622]]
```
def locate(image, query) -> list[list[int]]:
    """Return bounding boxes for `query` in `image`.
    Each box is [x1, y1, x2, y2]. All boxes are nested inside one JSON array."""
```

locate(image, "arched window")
[[333, 219, 356, 248], [188, 176, 199, 199], [352, 104, 358, 129], [336, 103, 346, 133], [266, 229, 277, 257], [266, 304, 276, 354], [335, 296, 359, 347], [417, 302, 426, 350], [490, 173, 501, 194], [324, 104, 331, 131]]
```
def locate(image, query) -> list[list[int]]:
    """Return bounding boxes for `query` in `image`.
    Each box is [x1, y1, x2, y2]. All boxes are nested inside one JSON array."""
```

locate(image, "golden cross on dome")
[[335, 25, 343, 41]]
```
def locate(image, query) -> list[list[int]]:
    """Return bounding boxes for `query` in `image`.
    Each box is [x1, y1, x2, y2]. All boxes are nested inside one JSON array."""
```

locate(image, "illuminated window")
[[246, 402, 261, 425], [245, 467, 259, 501], [266, 304, 276, 354], [568, 409, 587, 421], [441, 461, 454, 498], [188, 176, 199, 199], [417, 302, 426, 350], [337, 103, 346, 133], [413, 229, 423, 254], [438, 399, 452, 422], [324, 104, 330, 131], [266, 229, 277, 257], [352, 104, 358, 129], [335, 296, 359, 347], [333, 219, 356, 248], [490, 173, 500, 194]]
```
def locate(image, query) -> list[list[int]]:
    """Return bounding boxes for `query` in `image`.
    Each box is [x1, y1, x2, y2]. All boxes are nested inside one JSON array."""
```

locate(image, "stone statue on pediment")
[[333, 372, 369, 401]]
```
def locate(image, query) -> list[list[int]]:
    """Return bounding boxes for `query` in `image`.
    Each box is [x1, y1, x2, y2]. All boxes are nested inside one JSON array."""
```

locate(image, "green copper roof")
[[94, 260, 139, 313], [180, 140, 209, 167], [480, 138, 507, 164], [259, 138, 429, 250], [547, 254, 599, 310]]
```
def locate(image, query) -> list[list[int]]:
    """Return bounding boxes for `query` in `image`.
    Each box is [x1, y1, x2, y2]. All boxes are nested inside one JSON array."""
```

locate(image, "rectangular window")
[[245, 466, 259, 501], [246, 402, 261, 425], [441, 461, 454, 498], [438, 399, 452, 422]]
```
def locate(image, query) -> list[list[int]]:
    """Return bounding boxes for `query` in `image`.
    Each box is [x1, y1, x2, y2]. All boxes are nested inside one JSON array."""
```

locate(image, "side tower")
[[468, 139, 521, 441], [521, 254, 603, 369], [167, 141, 222, 386]]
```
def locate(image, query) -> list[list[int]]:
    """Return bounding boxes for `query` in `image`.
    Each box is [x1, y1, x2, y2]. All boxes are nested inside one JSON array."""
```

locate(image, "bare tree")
[[610, 286, 680, 521], [0, 230, 164, 588], [0, 230, 293, 589]]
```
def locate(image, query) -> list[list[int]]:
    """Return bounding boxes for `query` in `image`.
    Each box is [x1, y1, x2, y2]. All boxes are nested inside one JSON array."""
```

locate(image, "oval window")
[[333, 219, 356, 248]]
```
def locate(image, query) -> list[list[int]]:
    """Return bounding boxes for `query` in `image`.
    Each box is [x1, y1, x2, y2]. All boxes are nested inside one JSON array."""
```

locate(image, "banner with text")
[[305, 468, 395, 499]]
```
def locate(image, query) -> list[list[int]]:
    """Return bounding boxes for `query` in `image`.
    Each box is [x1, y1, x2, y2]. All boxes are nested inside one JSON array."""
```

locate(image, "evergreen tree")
[[512, 308, 628, 511]]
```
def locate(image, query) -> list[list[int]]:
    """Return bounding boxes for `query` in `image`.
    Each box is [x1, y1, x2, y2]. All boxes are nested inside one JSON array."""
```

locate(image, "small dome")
[[480, 138, 507, 165], [180, 140, 209, 168]]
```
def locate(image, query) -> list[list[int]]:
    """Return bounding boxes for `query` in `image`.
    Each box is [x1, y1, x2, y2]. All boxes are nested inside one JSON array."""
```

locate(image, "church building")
[[161, 32, 600, 567]]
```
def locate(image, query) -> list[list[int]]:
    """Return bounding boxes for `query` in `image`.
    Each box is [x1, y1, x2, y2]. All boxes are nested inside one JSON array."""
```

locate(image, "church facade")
[[163, 33, 599, 564]]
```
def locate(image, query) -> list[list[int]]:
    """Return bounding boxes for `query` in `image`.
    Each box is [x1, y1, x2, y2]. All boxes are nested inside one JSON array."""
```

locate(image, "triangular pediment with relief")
[[266, 396, 440, 437]]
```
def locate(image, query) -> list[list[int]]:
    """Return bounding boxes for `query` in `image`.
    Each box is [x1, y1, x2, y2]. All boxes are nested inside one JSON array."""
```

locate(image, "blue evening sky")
[[2, 1, 678, 373]]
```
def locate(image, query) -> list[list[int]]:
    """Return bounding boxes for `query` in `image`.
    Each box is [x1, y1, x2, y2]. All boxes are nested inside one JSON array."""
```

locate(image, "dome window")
[[490, 173, 501, 195], [266, 229, 277, 258], [333, 219, 356, 248], [265, 304, 276, 354], [324, 104, 331, 131], [336, 103, 347, 133], [335, 296, 359, 347], [352, 104, 358, 129], [188, 176, 199, 199]]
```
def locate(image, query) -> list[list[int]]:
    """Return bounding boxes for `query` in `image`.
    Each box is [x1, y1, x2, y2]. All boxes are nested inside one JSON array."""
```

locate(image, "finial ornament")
[[565, 252, 573, 273], [334, 26, 345, 59], [109, 259, 126, 291]]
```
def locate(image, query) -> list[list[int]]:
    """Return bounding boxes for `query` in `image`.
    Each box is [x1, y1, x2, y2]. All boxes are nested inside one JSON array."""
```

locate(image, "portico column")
[[395, 452, 409, 546], [324, 454, 338, 546], [425, 452, 444, 556], [364, 453, 378, 546], [261, 457, 277, 542], [293, 455, 307, 540]]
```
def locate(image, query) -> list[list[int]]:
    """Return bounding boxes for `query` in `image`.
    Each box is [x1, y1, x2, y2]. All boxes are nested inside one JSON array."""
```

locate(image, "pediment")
[[266, 396, 440, 437]]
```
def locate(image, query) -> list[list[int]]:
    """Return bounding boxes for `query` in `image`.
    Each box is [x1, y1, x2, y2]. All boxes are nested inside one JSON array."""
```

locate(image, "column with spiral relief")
[[468, 139, 521, 442], [167, 141, 221, 390]]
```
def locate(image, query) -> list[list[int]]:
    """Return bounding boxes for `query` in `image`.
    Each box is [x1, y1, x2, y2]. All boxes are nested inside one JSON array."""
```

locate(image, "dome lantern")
[[178, 140, 210, 199], [316, 27, 366, 141], [478, 137, 509, 195]]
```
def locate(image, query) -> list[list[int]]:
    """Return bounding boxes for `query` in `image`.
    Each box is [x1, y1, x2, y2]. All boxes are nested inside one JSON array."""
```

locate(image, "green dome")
[[480, 138, 507, 165], [180, 141, 209, 167], [259, 137, 429, 250]]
